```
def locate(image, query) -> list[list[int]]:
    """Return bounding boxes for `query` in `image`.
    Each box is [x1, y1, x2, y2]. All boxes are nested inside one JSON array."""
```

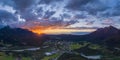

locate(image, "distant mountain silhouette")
[[89, 26, 119, 37], [85, 26, 120, 48], [0, 26, 44, 46]]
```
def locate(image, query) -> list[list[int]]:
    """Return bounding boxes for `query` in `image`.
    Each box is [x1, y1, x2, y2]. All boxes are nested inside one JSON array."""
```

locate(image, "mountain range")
[[0, 26, 45, 46], [0, 26, 120, 47]]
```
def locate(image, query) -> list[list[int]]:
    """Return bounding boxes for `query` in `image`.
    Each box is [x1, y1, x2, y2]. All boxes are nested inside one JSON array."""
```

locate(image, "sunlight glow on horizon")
[[28, 28, 96, 35]]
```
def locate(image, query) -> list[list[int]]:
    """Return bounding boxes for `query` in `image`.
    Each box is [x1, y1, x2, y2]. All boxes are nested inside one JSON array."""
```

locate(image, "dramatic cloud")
[[0, 0, 120, 30], [66, 0, 95, 10], [39, 0, 62, 4], [0, 10, 18, 25], [65, 0, 120, 20]]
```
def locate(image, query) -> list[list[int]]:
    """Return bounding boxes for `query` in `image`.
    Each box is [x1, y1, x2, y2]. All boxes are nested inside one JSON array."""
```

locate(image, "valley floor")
[[0, 41, 120, 60]]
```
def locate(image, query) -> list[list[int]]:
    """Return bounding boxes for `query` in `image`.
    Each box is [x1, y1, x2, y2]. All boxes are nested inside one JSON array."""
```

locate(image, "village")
[[1, 39, 120, 60]]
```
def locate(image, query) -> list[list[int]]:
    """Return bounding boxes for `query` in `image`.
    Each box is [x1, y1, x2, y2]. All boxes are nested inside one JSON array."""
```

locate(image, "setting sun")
[[30, 29, 44, 34]]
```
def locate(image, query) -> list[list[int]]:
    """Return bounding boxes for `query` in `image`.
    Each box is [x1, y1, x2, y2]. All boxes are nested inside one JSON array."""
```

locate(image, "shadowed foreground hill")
[[0, 26, 44, 46]]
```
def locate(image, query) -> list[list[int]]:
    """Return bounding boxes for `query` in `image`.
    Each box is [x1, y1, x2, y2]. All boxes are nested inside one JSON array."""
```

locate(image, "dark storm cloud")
[[0, 0, 35, 11], [65, 0, 120, 17], [0, 25, 4, 28], [0, 0, 38, 20], [74, 14, 87, 19], [0, 0, 14, 6], [43, 10, 56, 19], [12, 0, 36, 11], [0, 10, 17, 24], [66, 0, 95, 10], [20, 11, 37, 21], [66, 0, 108, 15], [0, 0, 120, 28], [39, 0, 62, 4], [62, 13, 71, 18], [100, 9, 120, 17]]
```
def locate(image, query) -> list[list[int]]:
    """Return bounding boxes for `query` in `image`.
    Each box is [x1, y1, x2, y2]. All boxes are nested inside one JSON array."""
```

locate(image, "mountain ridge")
[[0, 26, 44, 46], [0, 26, 120, 47]]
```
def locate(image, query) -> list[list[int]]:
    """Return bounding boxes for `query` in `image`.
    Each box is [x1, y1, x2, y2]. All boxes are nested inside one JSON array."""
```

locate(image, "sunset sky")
[[0, 0, 120, 34]]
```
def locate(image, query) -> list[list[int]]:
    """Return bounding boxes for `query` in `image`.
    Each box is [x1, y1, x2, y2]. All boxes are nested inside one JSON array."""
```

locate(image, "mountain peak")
[[88, 26, 120, 38], [97, 26, 119, 32], [106, 25, 118, 30]]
